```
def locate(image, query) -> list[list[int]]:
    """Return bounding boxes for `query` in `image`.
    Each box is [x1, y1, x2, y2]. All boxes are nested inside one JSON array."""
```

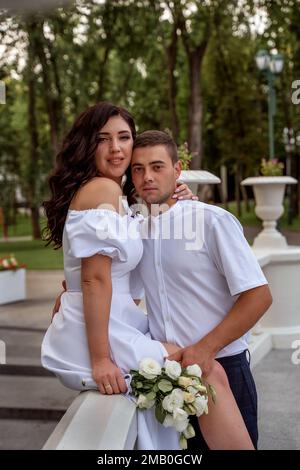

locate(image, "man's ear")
[[174, 160, 182, 180]]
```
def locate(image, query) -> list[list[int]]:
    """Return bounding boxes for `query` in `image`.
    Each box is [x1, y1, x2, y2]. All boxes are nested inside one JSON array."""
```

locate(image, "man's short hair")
[[133, 130, 178, 164]]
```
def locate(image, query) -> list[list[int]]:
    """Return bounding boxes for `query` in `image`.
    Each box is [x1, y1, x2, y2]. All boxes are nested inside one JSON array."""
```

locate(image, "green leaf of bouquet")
[[208, 384, 217, 404], [140, 384, 149, 389], [136, 382, 144, 389], [157, 379, 173, 393], [145, 391, 156, 401], [155, 402, 166, 424]]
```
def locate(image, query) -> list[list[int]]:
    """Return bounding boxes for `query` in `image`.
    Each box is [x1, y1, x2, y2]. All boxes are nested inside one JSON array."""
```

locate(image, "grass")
[[0, 240, 63, 270], [222, 199, 300, 230], [0, 214, 62, 270]]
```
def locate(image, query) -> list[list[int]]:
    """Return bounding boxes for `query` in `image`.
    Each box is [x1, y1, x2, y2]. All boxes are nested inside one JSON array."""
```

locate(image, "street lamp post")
[[283, 127, 300, 224], [255, 49, 284, 160]]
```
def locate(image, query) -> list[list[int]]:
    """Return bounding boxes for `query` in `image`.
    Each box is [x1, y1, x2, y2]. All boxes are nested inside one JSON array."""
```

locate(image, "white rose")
[[193, 395, 208, 417], [136, 394, 155, 409], [139, 358, 162, 380], [191, 382, 207, 393], [173, 408, 189, 432], [186, 364, 202, 378], [164, 359, 182, 380], [178, 376, 193, 388], [163, 413, 174, 428], [162, 388, 184, 413], [183, 391, 195, 403], [187, 385, 200, 395], [183, 423, 196, 439]]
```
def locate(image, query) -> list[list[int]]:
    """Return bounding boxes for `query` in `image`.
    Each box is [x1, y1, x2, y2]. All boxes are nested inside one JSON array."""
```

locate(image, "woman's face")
[[95, 115, 133, 184]]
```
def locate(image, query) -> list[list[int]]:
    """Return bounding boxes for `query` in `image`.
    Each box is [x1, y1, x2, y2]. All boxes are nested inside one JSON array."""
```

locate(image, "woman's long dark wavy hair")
[[43, 102, 136, 249]]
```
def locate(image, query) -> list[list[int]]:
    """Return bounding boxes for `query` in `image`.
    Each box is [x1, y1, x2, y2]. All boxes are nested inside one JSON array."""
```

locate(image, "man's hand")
[[167, 340, 216, 377], [51, 280, 66, 321]]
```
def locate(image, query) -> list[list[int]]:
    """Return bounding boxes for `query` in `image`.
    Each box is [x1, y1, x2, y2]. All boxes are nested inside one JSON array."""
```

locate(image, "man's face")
[[131, 145, 181, 205]]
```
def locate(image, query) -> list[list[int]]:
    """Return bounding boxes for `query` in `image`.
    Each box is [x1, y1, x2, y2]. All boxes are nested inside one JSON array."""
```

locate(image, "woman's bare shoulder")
[[70, 177, 123, 211]]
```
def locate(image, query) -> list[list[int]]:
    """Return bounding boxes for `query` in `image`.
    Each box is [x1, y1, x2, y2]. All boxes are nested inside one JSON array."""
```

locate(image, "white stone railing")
[[248, 246, 300, 367], [43, 391, 137, 450]]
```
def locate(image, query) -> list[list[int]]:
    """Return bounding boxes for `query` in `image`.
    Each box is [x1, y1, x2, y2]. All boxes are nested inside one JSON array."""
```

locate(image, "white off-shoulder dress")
[[41, 207, 180, 450]]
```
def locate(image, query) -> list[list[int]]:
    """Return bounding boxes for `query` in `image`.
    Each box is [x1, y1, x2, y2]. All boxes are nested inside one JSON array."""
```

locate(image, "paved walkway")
[[0, 271, 299, 449], [253, 349, 300, 450]]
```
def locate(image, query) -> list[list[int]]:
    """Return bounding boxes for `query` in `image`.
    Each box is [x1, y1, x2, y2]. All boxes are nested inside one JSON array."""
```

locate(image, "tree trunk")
[[166, 22, 179, 142], [115, 62, 134, 103], [27, 21, 41, 240], [240, 183, 250, 212], [28, 20, 60, 158], [187, 51, 203, 170], [219, 164, 228, 209], [96, 45, 111, 101], [235, 163, 242, 218], [30, 206, 41, 239], [178, 7, 209, 170], [0, 208, 8, 239], [3, 224, 8, 239]]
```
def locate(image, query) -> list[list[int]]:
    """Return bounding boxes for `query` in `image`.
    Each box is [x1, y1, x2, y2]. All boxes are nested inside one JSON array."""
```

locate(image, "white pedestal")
[[241, 176, 297, 250], [0, 268, 26, 305], [179, 170, 220, 194], [254, 247, 300, 349]]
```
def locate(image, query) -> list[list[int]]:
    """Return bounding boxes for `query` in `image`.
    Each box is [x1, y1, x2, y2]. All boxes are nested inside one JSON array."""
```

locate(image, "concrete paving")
[[253, 349, 300, 450], [0, 270, 299, 449], [0, 420, 58, 450], [0, 375, 77, 411]]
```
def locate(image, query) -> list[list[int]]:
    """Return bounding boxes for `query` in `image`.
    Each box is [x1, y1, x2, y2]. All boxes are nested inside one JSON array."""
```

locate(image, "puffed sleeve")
[[65, 209, 128, 261]]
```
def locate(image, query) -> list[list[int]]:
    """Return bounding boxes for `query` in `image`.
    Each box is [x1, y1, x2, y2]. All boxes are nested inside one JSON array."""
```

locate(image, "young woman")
[[41, 102, 254, 450]]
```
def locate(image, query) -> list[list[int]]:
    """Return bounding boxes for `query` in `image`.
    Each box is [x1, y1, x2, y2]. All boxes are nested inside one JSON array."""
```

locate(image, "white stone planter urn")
[[241, 176, 297, 249], [0, 268, 26, 305], [180, 170, 221, 194]]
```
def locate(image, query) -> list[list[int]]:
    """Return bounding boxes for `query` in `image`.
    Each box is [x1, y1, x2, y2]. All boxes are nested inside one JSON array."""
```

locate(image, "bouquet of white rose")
[[130, 358, 216, 449]]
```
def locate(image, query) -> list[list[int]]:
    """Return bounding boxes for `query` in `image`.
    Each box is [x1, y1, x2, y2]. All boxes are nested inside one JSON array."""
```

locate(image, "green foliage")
[[177, 142, 193, 170], [225, 199, 300, 230], [260, 158, 284, 176]]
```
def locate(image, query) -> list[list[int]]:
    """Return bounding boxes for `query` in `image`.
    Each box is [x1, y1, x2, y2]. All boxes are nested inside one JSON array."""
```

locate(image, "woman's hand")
[[51, 280, 66, 322], [173, 182, 198, 201], [92, 357, 128, 395]]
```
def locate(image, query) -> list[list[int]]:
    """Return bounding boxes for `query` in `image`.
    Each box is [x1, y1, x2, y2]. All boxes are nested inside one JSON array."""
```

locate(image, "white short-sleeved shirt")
[[134, 200, 267, 358]]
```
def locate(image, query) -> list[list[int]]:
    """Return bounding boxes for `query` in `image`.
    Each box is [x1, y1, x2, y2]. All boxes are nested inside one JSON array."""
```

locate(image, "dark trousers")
[[187, 350, 258, 450]]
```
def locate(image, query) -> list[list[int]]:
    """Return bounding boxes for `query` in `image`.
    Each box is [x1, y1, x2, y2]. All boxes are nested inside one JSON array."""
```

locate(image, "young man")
[[130, 130, 272, 449]]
